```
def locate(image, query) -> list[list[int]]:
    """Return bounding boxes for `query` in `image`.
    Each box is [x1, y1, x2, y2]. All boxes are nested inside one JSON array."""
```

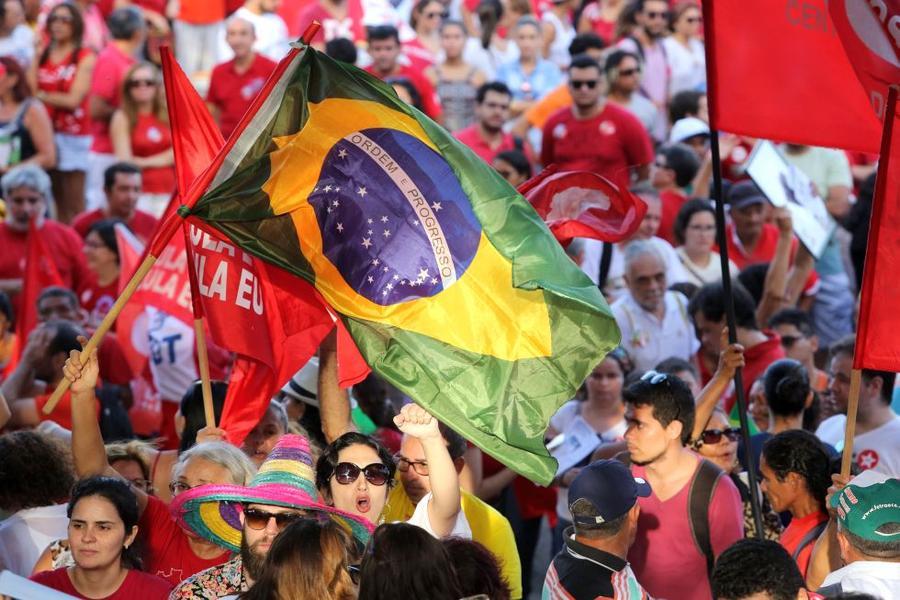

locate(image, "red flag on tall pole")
[[853, 86, 900, 371], [16, 219, 64, 350], [703, 0, 883, 152], [161, 46, 370, 445]]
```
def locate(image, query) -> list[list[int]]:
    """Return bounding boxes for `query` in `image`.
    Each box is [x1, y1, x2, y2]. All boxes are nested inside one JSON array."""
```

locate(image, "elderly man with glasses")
[[0, 164, 90, 315]]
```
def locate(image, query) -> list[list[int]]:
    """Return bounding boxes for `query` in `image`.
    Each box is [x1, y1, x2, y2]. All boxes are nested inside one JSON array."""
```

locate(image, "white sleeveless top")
[[542, 10, 575, 70]]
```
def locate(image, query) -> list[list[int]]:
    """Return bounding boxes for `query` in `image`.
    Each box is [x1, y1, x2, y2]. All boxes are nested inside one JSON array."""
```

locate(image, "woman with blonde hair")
[[109, 62, 173, 218], [240, 519, 359, 600]]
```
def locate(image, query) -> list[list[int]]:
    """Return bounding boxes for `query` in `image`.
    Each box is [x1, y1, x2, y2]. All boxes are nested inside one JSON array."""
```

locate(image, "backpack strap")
[[688, 459, 723, 579], [792, 519, 828, 561], [598, 242, 613, 290]]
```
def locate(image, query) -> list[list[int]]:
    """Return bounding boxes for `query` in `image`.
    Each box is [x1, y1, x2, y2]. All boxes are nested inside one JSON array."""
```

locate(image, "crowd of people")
[[0, 0, 898, 599]]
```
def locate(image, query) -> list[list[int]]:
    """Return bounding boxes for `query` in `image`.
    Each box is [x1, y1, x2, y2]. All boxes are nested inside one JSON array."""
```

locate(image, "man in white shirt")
[[219, 0, 290, 62], [819, 473, 900, 598], [817, 335, 900, 478], [611, 240, 698, 372]]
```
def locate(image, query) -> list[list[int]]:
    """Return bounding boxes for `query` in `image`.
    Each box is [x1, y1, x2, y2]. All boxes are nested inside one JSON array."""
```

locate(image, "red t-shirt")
[[481, 452, 556, 522], [140, 495, 231, 585], [720, 223, 819, 294], [207, 54, 278, 140], [72, 208, 160, 244], [628, 459, 744, 600], [131, 114, 175, 195], [296, 1, 364, 44], [780, 510, 829, 578], [178, 0, 225, 24], [454, 124, 521, 165], [31, 567, 172, 600], [37, 47, 94, 135], [365, 64, 442, 121], [80, 277, 117, 329], [540, 103, 653, 181], [90, 44, 136, 153], [658, 188, 686, 245], [35, 388, 100, 430], [0, 221, 90, 316], [724, 330, 786, 413]]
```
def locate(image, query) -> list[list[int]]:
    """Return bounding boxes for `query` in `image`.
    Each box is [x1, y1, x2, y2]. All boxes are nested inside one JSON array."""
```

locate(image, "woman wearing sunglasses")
[[315, 403, 464, 539]]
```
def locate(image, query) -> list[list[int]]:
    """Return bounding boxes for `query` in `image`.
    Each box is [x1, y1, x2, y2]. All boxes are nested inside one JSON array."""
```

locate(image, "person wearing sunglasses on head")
[[170, 434, 372, 599], [622, 368, 744, 600]]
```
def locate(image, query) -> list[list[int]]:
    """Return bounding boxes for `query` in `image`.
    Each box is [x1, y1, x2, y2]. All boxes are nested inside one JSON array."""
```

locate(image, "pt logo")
[[856, 449, 880, 470]]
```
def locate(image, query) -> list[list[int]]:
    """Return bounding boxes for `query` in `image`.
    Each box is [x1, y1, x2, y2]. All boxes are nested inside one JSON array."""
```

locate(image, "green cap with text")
[[830, 476, 900, 543]]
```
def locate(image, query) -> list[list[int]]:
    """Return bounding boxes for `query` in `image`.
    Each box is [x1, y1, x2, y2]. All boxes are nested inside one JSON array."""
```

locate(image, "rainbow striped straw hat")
[[170, 434, 373, 551]]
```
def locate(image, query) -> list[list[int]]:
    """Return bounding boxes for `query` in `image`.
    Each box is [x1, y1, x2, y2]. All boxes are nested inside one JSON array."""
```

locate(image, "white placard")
[[744, 140, 836, 260], [0, 571, 79, 600], [550, 416, 601, 476]]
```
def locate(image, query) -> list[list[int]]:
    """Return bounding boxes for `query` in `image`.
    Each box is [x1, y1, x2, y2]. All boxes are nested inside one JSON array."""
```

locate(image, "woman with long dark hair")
[[30, 477, 172, 599], [240, 519, 359, 600], [29, 1, 96, 223], [79, 218, 120, 329], [358, 522, 462, 600], [0, 56, 55, 176]]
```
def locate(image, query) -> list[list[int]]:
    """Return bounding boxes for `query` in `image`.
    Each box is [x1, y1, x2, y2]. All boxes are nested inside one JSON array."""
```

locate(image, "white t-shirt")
[[661, 36, 705, 96], [820, 560, 900, 599], [611, 290, 700, 373], [0, 504, 69, 576], [219, 8, 290, 63], [406, 491, 472, 539], [816, 414, 900, 478], [676, 247, 739, 287], [550, 401, 628, 521], [146, 307, 197, 403]]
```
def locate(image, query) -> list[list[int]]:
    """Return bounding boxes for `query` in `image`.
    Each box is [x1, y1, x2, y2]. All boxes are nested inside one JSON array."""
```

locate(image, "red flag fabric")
[[517, 167, 647, 246], [704, 0, 883, 153], [16, 219, 64, 351], [162, 46, 370, 444], [854, 86, 900, 371], [829, 0, 900, 122]]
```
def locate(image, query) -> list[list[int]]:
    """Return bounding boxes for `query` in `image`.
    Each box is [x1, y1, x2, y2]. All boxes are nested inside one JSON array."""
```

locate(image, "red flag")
[[162, 47, 369, 445], [517, 167, 647, 246], [16, 219, 64, 350], [854, 86, 900, 371], [829, 1, 900, 122], [704, 0, 883, 152]]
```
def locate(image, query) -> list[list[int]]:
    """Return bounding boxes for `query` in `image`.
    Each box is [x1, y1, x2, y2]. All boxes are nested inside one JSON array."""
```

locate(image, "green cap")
[[830, 476, 900, 542]]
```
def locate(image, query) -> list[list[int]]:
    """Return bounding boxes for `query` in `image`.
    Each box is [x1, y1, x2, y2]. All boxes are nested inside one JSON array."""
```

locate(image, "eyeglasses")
[[570, 79, 598, 90], [128, 79, 157, 88], [128, 478, 153, 493], [640, 370, 668, 385], [347, 564, 361, 585], [395, 455, 429, 476], [685, 16, 702, 24], [618, 68, 641, 77], [332, 462, 392, 486], [696, 427, 740, 446], [243, 507, 306, 531], [780, 335, 800, 348], [168, 481, 197, 496], [645, 10, 669, 19]]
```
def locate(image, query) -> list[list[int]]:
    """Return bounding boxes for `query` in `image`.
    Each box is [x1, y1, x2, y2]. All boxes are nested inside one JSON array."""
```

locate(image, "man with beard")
[[454, 82, 526, 165], [622, 371, 744, 600], [616, 0, 671, 121], [540, 55, 652, 181], [610, 241, 697, 372], [169, 435, 372, 599]]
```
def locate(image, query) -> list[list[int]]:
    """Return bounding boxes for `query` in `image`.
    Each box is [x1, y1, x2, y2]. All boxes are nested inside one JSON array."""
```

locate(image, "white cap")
[[280, 357, 319, 407], [669, 117, 710, 144]]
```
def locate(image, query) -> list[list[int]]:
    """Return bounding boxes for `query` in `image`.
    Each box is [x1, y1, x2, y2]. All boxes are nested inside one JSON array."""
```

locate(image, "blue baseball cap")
[[569, 460, 652, 525]]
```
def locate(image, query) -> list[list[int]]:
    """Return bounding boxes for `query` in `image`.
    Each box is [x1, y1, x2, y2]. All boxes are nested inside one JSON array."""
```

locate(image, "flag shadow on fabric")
[[183, 46, 620, 484]]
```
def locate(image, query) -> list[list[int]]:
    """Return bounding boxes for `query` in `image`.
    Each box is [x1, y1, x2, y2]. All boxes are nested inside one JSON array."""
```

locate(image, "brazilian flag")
[[183, 45, 619, 484]]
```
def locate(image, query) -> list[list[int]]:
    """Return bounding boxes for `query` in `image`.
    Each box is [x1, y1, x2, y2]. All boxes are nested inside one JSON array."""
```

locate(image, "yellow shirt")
[[384, 485, 523, 599]]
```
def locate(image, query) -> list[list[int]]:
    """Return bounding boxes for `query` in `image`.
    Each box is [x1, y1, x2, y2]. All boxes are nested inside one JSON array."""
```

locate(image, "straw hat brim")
[[170, 482, 374, 552]]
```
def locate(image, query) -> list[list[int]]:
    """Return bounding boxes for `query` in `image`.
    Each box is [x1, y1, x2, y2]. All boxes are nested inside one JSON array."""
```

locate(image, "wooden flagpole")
[[840, 369, 862, 477]]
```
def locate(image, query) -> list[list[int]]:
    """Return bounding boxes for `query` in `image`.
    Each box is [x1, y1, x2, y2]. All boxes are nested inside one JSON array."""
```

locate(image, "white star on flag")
[[383, 229, 391, 238], [362, 238, 372, 248], [336, 223, 344, 232], [417, 268, 429, 280], [367, 218, 373, 224], [325, 185, 332, 192], [357, 186, 367, 197], [431, 202, 442, 211], [368, 276, 374, 283], [332, 200, 339, 207], [431, 278, 438, 284], [383, 266, 389, 272], [367, 229, 373, 235], [386, 283, 393, 290], [373, 258, 380, 266], [381, 215, 389, 223], [338, 148, 347, 158], [393, 274, 399, 280]]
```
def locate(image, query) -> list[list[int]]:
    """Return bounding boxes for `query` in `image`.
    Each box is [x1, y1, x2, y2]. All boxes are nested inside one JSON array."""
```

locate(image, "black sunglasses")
[[780, 335, 800, 348], [570, 79, 598, 90], [697, 428, 740, 446], [333, 462, 392, 486], [618, 67, 641, 77], [243, 507, 305, 530]]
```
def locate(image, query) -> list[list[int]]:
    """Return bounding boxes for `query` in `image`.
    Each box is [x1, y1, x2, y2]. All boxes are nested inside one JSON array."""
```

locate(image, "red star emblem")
[[856, 449, 880, 470]]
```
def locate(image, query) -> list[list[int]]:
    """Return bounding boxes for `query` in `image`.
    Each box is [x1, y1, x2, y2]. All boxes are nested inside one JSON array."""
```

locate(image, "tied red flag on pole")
[[703, 0, 883, 152], [853, 86, 900, 371], [16, 219, 64, 352], [161, 46, 369, 445], [517, 167, 647, 246]]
